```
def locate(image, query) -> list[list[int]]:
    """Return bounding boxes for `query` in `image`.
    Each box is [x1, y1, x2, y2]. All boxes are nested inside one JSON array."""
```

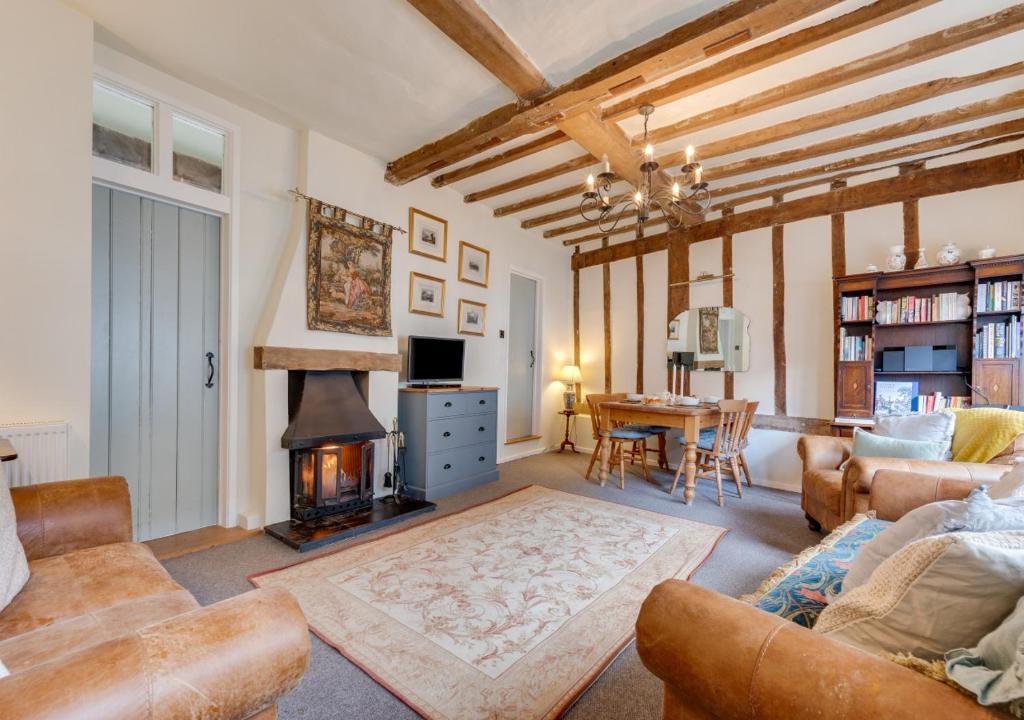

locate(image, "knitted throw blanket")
[[950, 408, 1024, 463]]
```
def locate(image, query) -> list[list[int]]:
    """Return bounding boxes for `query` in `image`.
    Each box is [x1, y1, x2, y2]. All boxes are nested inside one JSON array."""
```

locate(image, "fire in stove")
[[291, 441, 374, 521]]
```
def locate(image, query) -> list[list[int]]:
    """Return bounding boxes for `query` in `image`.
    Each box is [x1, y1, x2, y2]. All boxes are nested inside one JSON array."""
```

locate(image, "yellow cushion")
[[949, 409, 1024, 463]]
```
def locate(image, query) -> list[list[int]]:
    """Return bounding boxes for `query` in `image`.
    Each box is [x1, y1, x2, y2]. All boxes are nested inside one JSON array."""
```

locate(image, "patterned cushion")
[[741, 514, 890, 628], [604, 428, 652, 441], [677, 428, 748, 452]]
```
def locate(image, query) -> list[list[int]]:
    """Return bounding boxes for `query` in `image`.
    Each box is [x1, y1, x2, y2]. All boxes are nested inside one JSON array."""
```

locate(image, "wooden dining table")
[[598, 401, 721, 505]]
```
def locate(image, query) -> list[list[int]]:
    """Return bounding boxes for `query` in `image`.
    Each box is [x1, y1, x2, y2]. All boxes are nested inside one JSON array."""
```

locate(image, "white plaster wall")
[[0, 0, 94, 476]]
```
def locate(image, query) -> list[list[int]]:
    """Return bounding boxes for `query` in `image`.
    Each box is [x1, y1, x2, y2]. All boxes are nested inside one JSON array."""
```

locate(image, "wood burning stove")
[[291, 441, 373, 520]]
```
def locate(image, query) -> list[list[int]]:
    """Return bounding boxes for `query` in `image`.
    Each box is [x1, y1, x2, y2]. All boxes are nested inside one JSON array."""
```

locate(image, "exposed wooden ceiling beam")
[[643, 4, 1024, 146], [431, 0, 937, 188], [430, 130, 566, 188], [572, 149, 1024, 269], [555, 119, 1024, 244], [462, 154, 597, 203], [406, 0, 549, 99], [710, 90, 1024, 180], [512, 90, 1024, 216], [604, 0, 937, 122], [386, 0, 842, 184]]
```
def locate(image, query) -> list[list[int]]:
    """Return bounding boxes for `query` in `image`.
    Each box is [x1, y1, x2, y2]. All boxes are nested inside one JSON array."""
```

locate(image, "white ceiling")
[[65, 0, 1024, 246]]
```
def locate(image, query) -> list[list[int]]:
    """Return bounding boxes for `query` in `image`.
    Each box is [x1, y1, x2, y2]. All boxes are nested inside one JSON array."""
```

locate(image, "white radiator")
[[0, 421, 70, 487]]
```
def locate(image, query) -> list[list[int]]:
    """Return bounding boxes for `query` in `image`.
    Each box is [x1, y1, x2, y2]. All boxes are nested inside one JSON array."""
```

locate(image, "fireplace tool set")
[[382, 418, 407, 501]]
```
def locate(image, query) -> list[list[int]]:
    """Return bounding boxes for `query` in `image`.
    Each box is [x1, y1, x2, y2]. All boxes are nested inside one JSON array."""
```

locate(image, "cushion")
[[843, 489, 1024, 594], [989, 462, 1024, 500], [845, 427, 947, 467], [815, 530, 1024, 659], [742, 514, 889, 627], [950, 408, 1024, 463], [0, 476, 29, 612], [946, 595, 1024, 710], [605, 428, 652, 441], [875, 412, 955, 460]]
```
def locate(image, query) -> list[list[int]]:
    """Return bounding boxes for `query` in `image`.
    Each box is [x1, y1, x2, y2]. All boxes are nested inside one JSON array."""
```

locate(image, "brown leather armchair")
[[797, 435, 1007, 532], [0, 477, 310, 719], [636, 470, 1009, 720]]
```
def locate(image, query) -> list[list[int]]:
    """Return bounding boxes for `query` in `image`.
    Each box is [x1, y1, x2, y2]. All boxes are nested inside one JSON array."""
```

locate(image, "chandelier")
[[580, 104, 710, 237]]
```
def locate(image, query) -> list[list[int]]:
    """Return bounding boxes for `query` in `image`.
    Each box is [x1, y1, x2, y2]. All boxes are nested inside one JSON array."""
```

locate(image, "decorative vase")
[[886, 245, 906, 272], [914, 248, 928, 269], [937, 242, 962, 266], [978, 246, 997, 259], [865, 263, 879, 272]]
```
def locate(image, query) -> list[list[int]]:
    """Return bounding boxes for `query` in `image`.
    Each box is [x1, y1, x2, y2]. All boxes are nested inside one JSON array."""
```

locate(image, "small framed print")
[[408, 207, 448, 262], [458, 241, 490, 287], [458, 299, 486, 336], [409, 272, 445, 317], [668, 319, 680, 340]]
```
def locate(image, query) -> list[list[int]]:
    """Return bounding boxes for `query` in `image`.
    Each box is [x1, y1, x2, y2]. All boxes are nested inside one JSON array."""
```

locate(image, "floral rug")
[[251, 485, 725, 719]]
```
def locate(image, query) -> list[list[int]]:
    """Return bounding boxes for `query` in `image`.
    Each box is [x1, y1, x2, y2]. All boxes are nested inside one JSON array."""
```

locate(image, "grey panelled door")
[[506, 273, 538, 440], [91, 185, 220, 541]]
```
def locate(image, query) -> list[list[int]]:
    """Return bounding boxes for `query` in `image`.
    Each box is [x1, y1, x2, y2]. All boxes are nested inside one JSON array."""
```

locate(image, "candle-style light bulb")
[[602, 154, 610, 174], [685, 145, 695, 164], [644, 143, 654, 160], [634, 190, 643, 205], [586, 173, 595, 191], [671, 181, 680, 200], [694, 165, 703, 184]]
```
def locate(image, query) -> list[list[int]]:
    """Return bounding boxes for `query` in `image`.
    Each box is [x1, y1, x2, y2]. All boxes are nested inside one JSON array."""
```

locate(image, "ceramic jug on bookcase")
[[886, 245, 906, 272]]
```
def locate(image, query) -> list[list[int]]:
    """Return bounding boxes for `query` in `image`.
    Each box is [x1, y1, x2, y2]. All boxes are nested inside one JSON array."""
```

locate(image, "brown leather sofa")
[[0, 476, 310, 719], [636, 469, 1008, 720], [797, 434, 1007, 531]]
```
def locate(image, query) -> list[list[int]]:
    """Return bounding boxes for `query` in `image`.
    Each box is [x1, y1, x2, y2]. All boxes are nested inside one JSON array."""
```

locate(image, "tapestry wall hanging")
[[306, 198, 393, 336], [698, 306, 719, 354]]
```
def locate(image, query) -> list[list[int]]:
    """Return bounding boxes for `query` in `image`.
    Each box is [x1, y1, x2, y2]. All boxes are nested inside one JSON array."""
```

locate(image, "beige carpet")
[[251, 485, 725, 720]]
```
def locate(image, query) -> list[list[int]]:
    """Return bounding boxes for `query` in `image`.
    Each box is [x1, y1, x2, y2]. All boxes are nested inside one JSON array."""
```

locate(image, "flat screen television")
[[407, 336, 465, 386]]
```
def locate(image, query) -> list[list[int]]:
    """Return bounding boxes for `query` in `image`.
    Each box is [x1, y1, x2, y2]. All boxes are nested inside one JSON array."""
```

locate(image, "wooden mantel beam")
[[571, 150, 1024, 270], [385, 0, 840, 184]]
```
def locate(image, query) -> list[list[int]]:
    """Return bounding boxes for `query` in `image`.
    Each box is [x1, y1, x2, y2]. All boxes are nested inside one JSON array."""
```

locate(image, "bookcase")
[[833, 254, 1023, 419]]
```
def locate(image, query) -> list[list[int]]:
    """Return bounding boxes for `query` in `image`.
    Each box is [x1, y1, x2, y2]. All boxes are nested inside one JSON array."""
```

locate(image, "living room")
[[2, 0, 1024, 718]]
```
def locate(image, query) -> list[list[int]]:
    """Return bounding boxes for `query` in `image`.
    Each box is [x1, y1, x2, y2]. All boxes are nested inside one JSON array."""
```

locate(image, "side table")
[[558, 409, 578, 453]]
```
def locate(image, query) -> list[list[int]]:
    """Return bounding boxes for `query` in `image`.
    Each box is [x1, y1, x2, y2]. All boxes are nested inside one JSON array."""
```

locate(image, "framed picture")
[[458, 299, 486, 336], [408, 207, 448, 262], [409, 272, 445, 317], [874, 380, 919, 416], [458, 241, 490, 287], [668, 319, 680, 340], [306, 199, 392, 336]]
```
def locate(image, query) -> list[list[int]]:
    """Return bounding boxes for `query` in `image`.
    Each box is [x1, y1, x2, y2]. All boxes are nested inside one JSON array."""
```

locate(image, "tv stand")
[[408, 383, 462, 389]]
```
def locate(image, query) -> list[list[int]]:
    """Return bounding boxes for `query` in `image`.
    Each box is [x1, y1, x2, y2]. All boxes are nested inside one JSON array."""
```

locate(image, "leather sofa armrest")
[[870, 470, 986, 521], [0, 587, 310, 719], [11, 476, 133, 560], [636, 580, 998, 720], [796, 435, 851, 472]]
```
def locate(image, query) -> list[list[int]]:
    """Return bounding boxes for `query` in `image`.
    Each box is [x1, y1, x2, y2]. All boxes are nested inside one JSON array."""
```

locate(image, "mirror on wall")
[[667, 307, 751, 372]]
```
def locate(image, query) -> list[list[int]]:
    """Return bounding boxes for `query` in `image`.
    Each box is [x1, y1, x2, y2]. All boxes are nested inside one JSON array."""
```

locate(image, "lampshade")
[[559, 365, 583, 384]]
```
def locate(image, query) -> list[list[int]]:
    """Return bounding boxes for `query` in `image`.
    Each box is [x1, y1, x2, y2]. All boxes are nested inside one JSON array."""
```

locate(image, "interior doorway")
[[90, 184, 220, 541], [505, 271, 541, 443]]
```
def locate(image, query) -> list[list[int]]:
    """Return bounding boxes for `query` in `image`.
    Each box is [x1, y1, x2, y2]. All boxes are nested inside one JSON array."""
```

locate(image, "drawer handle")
[[443, 431, 451, 438], [444, 401, 453, 408], [478, 426, 485, 432], [444, 463, 452, 470], [478, 399, 486, 405], [478, 456, 485, 462]]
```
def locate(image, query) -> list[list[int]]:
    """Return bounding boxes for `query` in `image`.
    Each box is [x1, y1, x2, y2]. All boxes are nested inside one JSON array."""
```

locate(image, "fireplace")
[[281, 370, 384, 521], [291, 441, 373, 520]]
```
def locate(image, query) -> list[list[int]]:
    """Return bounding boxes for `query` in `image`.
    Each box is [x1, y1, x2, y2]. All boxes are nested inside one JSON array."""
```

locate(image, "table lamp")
[[560, 365, 583, 410]]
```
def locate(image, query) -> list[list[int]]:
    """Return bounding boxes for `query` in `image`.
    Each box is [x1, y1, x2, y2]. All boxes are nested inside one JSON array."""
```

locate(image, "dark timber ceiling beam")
[[386, 0, 844, 184]]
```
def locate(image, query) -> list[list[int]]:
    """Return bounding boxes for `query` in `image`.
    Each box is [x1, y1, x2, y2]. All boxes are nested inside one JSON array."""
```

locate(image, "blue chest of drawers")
[[398, 387, 499, 501]]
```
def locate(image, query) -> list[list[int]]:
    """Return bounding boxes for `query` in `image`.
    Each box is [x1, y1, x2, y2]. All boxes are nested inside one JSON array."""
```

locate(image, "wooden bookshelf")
[[833, 255, 1023, 417]]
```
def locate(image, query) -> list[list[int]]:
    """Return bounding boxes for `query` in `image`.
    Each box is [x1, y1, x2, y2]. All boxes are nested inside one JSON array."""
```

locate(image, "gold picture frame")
[[458, 241, 490, 287], [408, 207, 448, 262], [409, 272, 445, 317], [458, 299, 486, 336]]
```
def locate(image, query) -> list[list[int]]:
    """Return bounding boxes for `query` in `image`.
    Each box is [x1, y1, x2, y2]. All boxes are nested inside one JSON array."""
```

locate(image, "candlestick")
[[694, 165, 702, 184], [586, 173, 595, 192], [644, 143, 654, 160], [602, 154, 610, 174], [634, 190, 643, 205], [671, 182, 680, 200], [685, 145, 695, 164]]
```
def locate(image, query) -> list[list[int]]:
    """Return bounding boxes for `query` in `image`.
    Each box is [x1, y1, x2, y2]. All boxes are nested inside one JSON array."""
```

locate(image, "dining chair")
[[694, 399, 759, 487], [584, 393, 656, 489], [672, 399, 750, 506]]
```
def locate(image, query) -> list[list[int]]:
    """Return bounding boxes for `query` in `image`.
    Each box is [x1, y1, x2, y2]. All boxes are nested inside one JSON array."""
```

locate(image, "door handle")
[[205, 352, 215, 388], [529, 350, 535, 368]]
